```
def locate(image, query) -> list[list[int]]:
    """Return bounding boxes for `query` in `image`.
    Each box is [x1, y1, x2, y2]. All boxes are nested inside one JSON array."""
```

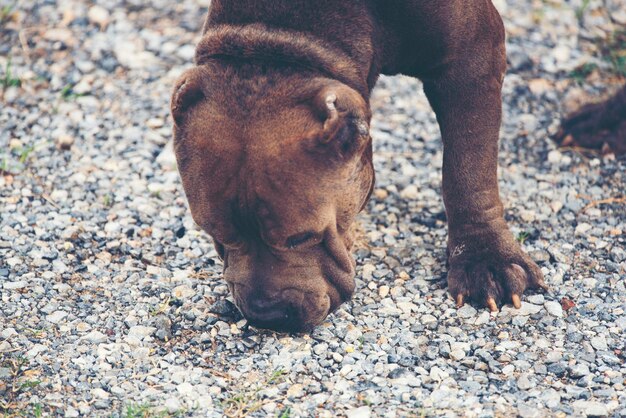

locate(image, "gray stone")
[[154, 317, 172, 341]]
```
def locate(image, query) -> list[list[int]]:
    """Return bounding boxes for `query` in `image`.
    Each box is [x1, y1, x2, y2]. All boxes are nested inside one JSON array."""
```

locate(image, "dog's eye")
[[286, 232, 316, 249]]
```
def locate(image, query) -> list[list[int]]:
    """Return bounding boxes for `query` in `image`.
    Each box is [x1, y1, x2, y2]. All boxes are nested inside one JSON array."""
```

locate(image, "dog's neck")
[[195, 23, 370, 98]]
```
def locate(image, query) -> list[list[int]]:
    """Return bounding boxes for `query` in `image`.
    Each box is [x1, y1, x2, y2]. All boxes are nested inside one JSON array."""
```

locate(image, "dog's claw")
[[487, 298, 498, 313], [511, 294, 522, 309], [456, 294, 465, 308], [560, 134, 575, 147]]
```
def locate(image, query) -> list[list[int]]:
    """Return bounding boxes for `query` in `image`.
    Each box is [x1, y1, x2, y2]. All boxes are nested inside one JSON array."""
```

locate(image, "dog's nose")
[[246, 293, 303, 332]]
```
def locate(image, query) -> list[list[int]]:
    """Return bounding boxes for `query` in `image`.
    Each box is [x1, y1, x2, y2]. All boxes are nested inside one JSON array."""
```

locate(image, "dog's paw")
[[446, 229, 548, 312], [554, 100, 626, 155]]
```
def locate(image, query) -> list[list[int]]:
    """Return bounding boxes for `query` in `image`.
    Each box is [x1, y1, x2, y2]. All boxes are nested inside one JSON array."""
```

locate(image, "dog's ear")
[[306, 85, 371, 161], [171, 67, 206, 127]]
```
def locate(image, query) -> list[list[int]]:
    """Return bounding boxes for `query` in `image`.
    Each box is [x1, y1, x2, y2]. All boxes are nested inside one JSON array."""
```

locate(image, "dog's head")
[[171, 65, 374, 332]]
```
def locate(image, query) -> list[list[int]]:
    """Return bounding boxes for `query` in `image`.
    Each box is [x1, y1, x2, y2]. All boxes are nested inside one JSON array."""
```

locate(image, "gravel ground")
[[1, 0, 625, 417]]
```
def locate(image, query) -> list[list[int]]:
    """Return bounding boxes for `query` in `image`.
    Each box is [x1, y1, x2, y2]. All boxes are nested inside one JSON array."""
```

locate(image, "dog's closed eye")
[[286, 232, 316, 249]]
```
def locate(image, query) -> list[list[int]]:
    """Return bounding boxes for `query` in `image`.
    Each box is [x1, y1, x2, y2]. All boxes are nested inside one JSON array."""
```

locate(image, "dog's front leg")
[[422, 15, 547, 311]]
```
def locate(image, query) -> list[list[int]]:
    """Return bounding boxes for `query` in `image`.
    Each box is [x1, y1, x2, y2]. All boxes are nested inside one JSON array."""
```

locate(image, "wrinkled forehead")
[[185, 138, 336, 242], [238, 159, 334, 227], [178, 96, 353, 239]]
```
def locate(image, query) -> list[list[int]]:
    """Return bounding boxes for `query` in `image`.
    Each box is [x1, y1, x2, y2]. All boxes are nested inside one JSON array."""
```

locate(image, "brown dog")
[[555, 85, 626, 155], [171, 0, 548, 332]]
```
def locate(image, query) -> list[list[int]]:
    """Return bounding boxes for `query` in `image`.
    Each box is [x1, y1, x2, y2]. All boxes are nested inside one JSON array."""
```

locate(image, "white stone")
[[64, 406, 80, 418], [177, 382, 194, 396], [4, 280, 28, 289], [26, 344, 47, 358], [165, 397, 182, 413], [421, 314, 437, 324], [287, 383, 304, 398], [53, 260, 68, 273], [83, 330, 108, 344], [47, 310, 68, 324], [88, 5, 110, 28], [573, 401, 608, 417], [474, 311, 490, 325], [544, 301, 563, 318], [76, 322, 91, 332], [450, 349, 466, 361], [128, 325, 156, 339], [492, 0, 507, 13], [575, 222, 593, 236], [6, 258, 22, 267], [50, 189, 69, 201], [612, 8, 626, 25], [172, 285, 195, 299], [590, 336, 608, 351], [146, 118, 164, 129], [346, 406, 371, 418], [110, 386, 125, 396], [196, 395, 213, 409], [552, 44, 571, 63], [340, 365, 353, 376], [1, 328, 17, 339], [156, 141, 178, 171], [362, 264, 376, 280], [44, 28, 75, 45], [177, 44, 196, 61], [547, 150, 562, 164], [104, 221, 120, 235], [518, 404, 542, 418], [91, 388, 109, 399], [550, 201, 563, 213], [399, 185, 419, 199], [541, 388, 561, 408], [313, 343, 328, 356], [570, 363, 590, 378], [502, 364, 515, 375], [517, 374, 534, 390], [457, 305, 477, 318], [430, 366, 448, 381], [114, 39, 158, 70], [501, 302, 542, 316]]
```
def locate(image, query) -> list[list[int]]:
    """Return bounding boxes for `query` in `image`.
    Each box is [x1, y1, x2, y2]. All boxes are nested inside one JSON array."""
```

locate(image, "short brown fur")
[[171, 0, 547, 332], [555, 85, 626, 155]]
